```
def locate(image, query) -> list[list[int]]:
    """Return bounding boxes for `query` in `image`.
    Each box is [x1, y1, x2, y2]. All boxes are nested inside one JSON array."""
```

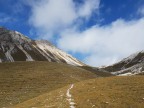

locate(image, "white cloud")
[[78, 0, 100, 18], [58, 18, 144, 66], [28, 0, 100, 39], [84, 55, 118, 67], [29, 0, 77, 30], [137, 6, 144, 16], [26, 0, 144, 67]]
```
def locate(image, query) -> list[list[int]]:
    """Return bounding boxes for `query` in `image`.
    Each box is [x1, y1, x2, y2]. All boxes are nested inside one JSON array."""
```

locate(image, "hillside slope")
[[81, 66, 113, 77], [13, 76, 144, 108], [0, 62, 97, 108], [102, 51, 144, 75], [0, 27, 84, 66]]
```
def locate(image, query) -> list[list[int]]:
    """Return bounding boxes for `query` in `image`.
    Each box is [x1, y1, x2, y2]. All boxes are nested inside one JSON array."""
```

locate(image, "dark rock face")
[[0, 27, 84, 66]]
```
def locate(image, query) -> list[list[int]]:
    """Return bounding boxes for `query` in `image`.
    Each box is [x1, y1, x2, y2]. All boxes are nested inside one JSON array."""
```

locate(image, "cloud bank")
[[58, 18, 144, 66], [28, 0, 100, 39], [25, 0, 144, 66]]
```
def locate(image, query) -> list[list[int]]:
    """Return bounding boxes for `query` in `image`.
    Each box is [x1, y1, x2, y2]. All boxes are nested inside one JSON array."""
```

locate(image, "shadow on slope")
[[80, 66, 113, 77]]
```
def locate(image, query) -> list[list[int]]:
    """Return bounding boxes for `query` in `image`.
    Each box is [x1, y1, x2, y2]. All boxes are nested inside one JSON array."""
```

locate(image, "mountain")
[[0, 27, 84, 66], [0, 27, 143, 108], [102, 51, 144, 76]]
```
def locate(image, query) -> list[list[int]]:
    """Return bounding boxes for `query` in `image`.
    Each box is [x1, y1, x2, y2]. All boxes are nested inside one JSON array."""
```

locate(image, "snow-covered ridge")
[[112, 63, 144, 76], [102, 51, 144, 76], [0, 28, 84, 66], [120, 51, 144, 63]]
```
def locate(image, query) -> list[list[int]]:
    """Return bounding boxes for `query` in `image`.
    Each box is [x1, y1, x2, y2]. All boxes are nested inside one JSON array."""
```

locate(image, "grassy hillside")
[[14, 76, 144, 108], [0, 62, 98, 108], [81, 66, 113, 77]]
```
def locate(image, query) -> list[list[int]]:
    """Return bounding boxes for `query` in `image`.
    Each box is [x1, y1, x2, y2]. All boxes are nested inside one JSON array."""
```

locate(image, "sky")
[[0, 0, 144, 67]]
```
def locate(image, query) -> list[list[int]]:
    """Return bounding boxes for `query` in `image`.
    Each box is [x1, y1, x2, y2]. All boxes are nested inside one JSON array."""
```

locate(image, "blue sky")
[[0, 0, 144, 66]]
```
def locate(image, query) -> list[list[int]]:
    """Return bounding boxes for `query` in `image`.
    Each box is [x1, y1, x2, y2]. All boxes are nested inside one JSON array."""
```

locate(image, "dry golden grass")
[[0, 61, 98, 108], [13, 76, 144, 108], [72, 76, 144, 108]]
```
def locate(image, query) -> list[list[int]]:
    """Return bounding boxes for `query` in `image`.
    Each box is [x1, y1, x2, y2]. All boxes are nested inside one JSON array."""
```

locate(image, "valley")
[[0, 28, 144, 108]]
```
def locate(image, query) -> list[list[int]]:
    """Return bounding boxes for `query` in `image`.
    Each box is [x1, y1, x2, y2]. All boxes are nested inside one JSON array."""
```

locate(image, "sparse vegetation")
[[81, 66, 113, 77], [14, 76, 144, 108], [0, 62, 143, 108], [0, 61, 97, 108]]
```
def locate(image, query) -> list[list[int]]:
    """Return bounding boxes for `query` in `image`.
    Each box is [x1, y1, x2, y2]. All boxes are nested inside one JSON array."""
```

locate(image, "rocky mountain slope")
[[0, 27, 84, 66], [102, 51, 144, 76]]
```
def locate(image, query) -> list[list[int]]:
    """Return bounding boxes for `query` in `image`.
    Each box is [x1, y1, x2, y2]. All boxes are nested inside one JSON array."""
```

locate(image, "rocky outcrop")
[[0, 27, 84, 66]]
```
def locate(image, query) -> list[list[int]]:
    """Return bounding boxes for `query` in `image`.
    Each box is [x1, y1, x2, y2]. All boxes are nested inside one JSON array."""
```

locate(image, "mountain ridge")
[[0, 27, 84, 66], [102, 51, 144, 75]]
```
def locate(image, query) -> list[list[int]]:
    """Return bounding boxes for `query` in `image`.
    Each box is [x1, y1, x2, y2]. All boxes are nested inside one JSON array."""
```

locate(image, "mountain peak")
[[102, 51, 144, 76], [0, 28, 84, 66]]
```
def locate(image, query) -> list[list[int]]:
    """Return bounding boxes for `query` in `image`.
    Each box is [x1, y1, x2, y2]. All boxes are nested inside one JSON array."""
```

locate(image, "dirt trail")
[[66, 84, 76, 108]]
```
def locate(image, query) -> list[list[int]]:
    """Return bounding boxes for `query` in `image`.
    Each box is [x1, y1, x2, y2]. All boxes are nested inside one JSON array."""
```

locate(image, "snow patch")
[[118, 72, 133, 76], [112, 64, 144, 76]]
